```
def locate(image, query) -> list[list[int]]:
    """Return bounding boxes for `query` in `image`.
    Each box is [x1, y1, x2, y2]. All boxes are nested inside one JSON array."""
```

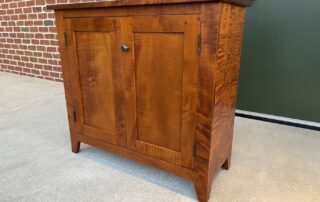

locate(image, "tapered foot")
[[71, 138, 80, 153], [194, 179, 210, 202], [222, 156, 231, 170]]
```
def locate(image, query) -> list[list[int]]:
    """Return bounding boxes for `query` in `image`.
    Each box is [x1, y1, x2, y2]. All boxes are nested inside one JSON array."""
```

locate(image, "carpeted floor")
[[0, 73, 320, 202]]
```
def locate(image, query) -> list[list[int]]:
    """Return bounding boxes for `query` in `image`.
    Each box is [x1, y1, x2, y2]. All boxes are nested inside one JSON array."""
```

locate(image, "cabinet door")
[[125, 16, 199, 169], [64, 18, 127, 147]]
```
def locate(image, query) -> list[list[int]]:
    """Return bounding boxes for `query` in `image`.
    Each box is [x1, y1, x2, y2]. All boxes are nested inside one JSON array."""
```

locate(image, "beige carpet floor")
[[0, 73, 320, 202]]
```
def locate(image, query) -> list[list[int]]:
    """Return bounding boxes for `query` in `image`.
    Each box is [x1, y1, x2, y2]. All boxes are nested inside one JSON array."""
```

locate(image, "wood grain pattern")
[[76, 132, 195, 179], [53, 2, 249, 201], [65, 18, 126, 146], [193, 3, 222, 202], [48, 0, 252, 10], [224, 4, 246, 170], [208, 2, 246, 200], [54, 11, 81, 153], [62, 4, 201, 19], [76, 32, 118, 133], [126, 15, 199, 169], [134, 33, 183, 152]]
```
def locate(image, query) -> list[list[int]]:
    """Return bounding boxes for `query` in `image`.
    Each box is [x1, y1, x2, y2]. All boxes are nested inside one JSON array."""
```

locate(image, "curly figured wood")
[[193, 3, 222, 202], [48, 0, 252, 10], [208, 2, 246, 196], [54, 2, 248, 202]]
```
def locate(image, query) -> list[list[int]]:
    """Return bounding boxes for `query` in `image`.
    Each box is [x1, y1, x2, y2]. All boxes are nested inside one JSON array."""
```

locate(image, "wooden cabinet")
[[49, 1, 252, 201]]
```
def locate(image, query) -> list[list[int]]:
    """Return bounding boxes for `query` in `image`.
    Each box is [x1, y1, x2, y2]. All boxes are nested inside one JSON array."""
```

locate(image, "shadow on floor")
[[78, 145, 197, 200]]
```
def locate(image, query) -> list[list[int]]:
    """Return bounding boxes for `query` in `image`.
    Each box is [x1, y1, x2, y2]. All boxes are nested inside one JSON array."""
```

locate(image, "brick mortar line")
[[0, 53, 61, 60], [0, 31, 57, 34], [1, 58, 61, 65], [1, 58, 60, 63], [0, 38, 58, 41], [0, 52, 60, 57], [1, 68, 62, 75], [0, 44, 59, 48], [0, 52, 61, 58]]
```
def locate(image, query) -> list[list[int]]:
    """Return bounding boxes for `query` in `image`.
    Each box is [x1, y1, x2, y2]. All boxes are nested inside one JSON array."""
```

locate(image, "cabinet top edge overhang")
[[47, 0, 252, 10]]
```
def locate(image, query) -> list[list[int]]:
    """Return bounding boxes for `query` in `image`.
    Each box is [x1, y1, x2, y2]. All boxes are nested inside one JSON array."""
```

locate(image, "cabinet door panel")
[[126, 16, 199, 169], [76, 32, 118, 133], [64, 18, 126, 146], [135, 33, 184, 152]]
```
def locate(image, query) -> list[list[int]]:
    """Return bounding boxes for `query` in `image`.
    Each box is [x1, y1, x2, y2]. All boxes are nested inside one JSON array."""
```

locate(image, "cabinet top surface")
[[47, 0, 252, 10]]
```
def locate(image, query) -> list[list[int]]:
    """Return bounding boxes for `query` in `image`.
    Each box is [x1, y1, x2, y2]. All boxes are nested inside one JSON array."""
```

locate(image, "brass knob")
[[121, 44, 129, 52]]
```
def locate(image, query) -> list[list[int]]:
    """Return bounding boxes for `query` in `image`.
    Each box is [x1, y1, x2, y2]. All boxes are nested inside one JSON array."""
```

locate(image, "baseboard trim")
[[235, 110, 320, 131]]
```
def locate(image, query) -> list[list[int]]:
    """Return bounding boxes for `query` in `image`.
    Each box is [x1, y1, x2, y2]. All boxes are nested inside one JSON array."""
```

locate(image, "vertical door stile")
[[64, 19, 85, 134]]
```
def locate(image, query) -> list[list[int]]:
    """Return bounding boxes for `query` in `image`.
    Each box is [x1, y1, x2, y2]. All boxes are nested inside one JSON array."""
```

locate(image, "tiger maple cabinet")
[[48, 0, 252, 201]]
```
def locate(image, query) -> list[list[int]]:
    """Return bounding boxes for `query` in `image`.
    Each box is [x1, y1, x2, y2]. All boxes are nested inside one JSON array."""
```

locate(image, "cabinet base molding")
[[74, 133, 231, 202], [76, 134, 195, 179]]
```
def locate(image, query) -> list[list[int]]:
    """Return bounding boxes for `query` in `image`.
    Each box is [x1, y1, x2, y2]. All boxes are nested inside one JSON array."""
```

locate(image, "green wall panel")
[[237, 0, 320, 123]]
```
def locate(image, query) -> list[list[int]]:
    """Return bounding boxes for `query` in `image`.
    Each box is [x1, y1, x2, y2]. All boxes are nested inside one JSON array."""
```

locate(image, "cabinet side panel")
[[193, 3, 222, 202], [223, 4, 246, 167], [209, 3, 246, 185]]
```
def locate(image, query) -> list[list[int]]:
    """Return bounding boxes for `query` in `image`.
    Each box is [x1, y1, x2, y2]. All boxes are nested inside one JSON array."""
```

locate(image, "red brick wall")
[[0, 0, 104, 82]]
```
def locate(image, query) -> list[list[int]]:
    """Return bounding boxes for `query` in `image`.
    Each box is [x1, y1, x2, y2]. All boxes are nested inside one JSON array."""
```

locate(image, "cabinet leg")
[[194, 179, 210, 202], [71, 138, 80, 153], [222, 155, 231, 170]]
